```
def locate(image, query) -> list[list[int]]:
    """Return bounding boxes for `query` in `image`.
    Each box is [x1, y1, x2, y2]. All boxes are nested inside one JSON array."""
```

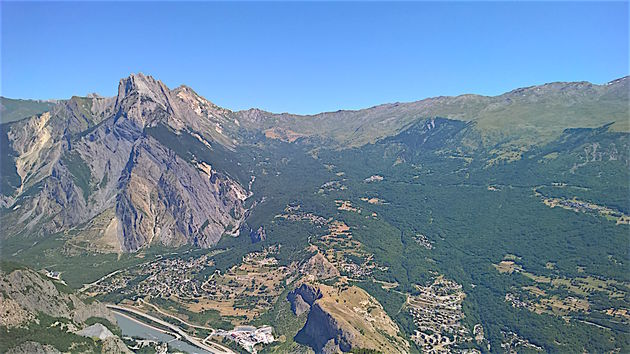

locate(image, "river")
[[113, 312, 213, 354]]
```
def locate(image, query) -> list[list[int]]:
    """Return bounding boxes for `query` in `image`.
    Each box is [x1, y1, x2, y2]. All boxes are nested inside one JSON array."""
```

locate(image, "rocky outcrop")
[[288, 283, 322, 316], [296, 302, 353, 353], [76, 323, 114, 340], [289, 293, 310, 317], [0, 268, 114, 325], [300, 253, 340, 280], [0, 296, 33, 327], [100, 337, 133, 354], [291, 283, 409, 354], [3, 94, 114, 198]]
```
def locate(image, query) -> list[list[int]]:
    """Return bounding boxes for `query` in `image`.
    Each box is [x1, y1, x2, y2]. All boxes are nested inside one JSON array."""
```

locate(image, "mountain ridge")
[[3, 75, 627, 118], [4, 73, 626, 149]]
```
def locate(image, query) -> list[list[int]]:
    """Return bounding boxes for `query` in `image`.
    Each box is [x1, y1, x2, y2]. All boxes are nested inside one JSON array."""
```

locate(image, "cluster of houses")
[[413, 233, 434, 250], [408, 277, 471, 353], [89, 255, 214, 299], [132, 255, 213, 299], [505, 292, 528, 309]]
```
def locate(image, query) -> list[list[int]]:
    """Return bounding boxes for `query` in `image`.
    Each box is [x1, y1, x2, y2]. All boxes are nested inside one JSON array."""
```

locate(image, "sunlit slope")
[[239, 76, 629, 146], [0, 97, 57, 124]]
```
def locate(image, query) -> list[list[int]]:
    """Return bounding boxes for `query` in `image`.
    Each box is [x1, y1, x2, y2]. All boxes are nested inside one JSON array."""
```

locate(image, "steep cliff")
[[288, 283, 323, 316], [291, 283, 409, 354]]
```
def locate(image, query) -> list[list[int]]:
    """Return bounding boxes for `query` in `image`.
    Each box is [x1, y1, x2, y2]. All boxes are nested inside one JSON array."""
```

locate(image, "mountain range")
[[1, 73, 627, 253], [1, 73, 628, 353]]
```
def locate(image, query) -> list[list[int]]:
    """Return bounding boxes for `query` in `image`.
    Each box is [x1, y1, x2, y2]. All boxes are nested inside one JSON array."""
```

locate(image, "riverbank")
[[108, 304, 235, 354]]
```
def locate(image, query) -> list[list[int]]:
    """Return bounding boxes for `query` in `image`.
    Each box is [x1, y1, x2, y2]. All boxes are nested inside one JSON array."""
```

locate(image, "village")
[[536, 188, 630, 225], [407, 276, 472, 353], [86, 254, 215, 299], [134, 255, 215, 299]]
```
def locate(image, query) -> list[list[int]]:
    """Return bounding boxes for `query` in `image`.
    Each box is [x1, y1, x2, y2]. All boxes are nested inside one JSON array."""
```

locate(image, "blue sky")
[[1, 1, 628, 114]]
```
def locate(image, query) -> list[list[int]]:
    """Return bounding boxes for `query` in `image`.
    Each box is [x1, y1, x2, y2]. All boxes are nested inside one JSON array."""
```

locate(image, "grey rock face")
[[289, 294, 310, 317], [300, 253, 340, 280], [116, 135, 246, 251], [287, 283, 322, 316], [295, 303, 353, 354], [0, 268, 115, 324], [0, 267, 132, 354]]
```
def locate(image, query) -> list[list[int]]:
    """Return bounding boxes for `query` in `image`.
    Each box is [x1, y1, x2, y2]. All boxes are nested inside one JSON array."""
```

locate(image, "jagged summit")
[[117, 73, 165, 97], [112, 73, 182, 131], [116, 73, 172, 107], [108, 73, 240, 143]]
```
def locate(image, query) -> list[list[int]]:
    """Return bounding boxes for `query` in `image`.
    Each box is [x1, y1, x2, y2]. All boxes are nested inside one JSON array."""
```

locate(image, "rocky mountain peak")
[[113, 73, 179, 130], [117, 73, 168, 101]]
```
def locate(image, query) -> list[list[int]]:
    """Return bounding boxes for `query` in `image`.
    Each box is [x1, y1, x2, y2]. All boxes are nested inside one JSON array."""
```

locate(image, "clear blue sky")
[[1, 1, 628, 114]]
